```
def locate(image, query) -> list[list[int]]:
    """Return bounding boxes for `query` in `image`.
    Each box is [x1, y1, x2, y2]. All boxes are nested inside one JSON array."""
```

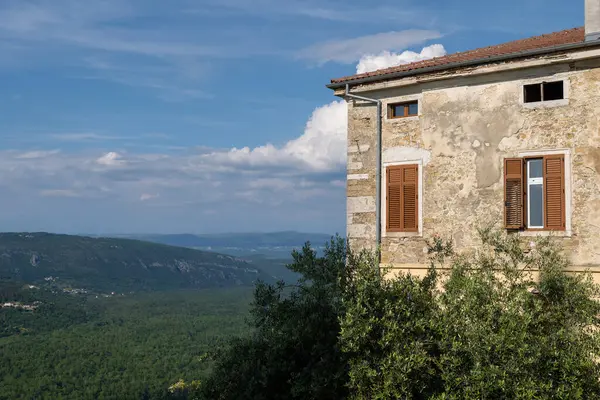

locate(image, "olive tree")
[[341, 228, 600, 399]]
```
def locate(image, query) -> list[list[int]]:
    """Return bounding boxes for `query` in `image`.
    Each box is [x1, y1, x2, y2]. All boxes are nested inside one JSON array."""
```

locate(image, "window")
[[386, 164, 418, 232], [389, 101, 418, 119], [526, 159, 544, 228], [504, 156, 565, 231], [523, 81, 564, 103]]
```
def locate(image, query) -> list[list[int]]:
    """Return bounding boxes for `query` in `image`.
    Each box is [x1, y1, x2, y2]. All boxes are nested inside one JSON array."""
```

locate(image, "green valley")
[[0, 232, 324, 399], [0, 282, 253, 399]]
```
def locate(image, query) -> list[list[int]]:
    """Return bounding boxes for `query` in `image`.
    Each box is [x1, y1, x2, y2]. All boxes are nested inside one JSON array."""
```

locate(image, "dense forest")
[[0, 279, 253, 399], [0, 232, 314, 399]]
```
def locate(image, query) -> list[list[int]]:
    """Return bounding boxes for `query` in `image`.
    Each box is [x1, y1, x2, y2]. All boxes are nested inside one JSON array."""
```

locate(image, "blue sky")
[[0, 0, 584, 235]]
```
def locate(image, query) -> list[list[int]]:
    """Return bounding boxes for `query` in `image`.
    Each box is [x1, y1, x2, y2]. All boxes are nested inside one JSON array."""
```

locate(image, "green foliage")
[[0, 279, 99, 337], [7, 229, 597, 399], [341, 228, 600, 399], [341, 248, 441, 399], [0, 287, 252, 399], [194, 237, 350, 400], [0, 232, 273, 292]]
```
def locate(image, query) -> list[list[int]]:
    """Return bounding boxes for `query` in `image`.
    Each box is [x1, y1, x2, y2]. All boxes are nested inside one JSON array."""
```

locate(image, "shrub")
[[341, 228, 600, 399]]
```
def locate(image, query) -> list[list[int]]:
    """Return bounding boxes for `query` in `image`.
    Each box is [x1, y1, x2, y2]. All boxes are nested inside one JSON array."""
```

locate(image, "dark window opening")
[[524, 83, 542, 103], [543, 81, 564, 101], [389, 101, 418, 118], [524, 81, 564, 103]]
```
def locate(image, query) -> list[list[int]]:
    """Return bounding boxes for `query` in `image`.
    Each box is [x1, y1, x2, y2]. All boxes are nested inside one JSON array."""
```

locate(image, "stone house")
[[328, 1, 600, 281]]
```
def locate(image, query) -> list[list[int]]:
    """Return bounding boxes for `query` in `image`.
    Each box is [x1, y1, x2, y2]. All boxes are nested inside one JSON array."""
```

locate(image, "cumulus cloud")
[[97, 152, 125, 166], [202, 100, 347, 172], [356, 44, 447, 74], [201, 43, 445, 175]]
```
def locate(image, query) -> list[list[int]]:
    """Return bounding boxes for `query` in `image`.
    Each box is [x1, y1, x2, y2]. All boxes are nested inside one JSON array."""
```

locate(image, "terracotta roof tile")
[[330, 27, 585, 85]]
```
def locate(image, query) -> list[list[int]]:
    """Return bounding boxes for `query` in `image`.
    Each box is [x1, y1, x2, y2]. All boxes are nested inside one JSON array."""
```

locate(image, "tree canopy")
[[183, 229, 600, 400]]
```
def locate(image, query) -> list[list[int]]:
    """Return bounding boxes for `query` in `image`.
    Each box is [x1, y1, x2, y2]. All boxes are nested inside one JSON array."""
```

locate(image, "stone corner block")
[[347, 223, 376, 239], [347, 196, 376, 213]]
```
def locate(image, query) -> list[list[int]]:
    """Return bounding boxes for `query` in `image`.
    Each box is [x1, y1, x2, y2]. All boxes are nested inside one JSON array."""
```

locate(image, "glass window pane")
[[392, 105, 405, 117], [529, 184, 543, 227], [528, 159, 543, 178], [408, 102, 418, 115]]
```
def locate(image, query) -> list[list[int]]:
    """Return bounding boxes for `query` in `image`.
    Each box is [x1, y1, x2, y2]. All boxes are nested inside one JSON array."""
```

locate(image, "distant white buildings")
[[1, 302, 38, 311]]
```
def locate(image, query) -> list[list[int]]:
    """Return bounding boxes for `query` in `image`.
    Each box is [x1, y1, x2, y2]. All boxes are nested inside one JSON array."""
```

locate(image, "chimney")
[[586, 0, 600, 41]]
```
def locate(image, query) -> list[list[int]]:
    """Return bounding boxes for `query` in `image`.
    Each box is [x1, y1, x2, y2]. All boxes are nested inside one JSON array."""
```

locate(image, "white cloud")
[[196, 0, 426, 24], [203, 100, 347, 172], [356, 44, 447, 74], [0, 0, 268, 100], [1, 42, 445, 189], [197, 42, 445, 175], [207, 42, 445, 174], [297, 30, 442, 64], [0, 36, 445, 233], [15, 149, 61, 159], [0, 146, 344, 235], [97, 152, 125, 166], [0, 2, 60, 34], [140, 193, 160, 201]]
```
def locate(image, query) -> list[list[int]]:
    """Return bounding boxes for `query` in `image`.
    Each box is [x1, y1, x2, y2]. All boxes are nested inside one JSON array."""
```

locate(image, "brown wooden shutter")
[[387, 167, 402, 231], [504, 158, 524, 229], [386, 164, 418, 232], [543, 155, 565, 230], [402, 165, 418, 231]]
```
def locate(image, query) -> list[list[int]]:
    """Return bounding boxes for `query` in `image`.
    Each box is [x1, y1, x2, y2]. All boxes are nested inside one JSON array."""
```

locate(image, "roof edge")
[[327, 40, 600, 91]]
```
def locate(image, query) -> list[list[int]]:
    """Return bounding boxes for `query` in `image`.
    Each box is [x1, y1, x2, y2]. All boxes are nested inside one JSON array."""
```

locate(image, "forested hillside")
[[0, 232, 273, 292], [0, 233, 315, 399]]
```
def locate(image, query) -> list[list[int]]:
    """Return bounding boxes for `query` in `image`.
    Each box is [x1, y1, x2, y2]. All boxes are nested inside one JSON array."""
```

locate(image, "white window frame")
[[517, 148, 572, 237], [381, 159, 423, 238], [526, 158, 544, 229]]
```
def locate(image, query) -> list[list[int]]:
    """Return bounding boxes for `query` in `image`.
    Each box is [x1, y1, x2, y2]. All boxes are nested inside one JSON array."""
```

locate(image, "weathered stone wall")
[[346, 102, 378, 252], [345, 56, 600, 271]]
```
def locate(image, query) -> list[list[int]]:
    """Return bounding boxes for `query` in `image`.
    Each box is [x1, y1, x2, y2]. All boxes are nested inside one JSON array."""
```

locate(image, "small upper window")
[[389, 101, 418, 118], [543, 81, 564, 101], [523, 81, 564, 103]]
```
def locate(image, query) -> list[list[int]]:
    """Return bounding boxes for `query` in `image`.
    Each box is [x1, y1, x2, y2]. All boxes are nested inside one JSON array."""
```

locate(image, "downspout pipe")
[[344, 84, 382, 267]]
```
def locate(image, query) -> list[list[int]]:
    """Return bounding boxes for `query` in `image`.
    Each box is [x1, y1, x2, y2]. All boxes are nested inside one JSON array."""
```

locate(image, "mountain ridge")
[[90, 231, 335, 258], [0, 232, 273, 292]]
